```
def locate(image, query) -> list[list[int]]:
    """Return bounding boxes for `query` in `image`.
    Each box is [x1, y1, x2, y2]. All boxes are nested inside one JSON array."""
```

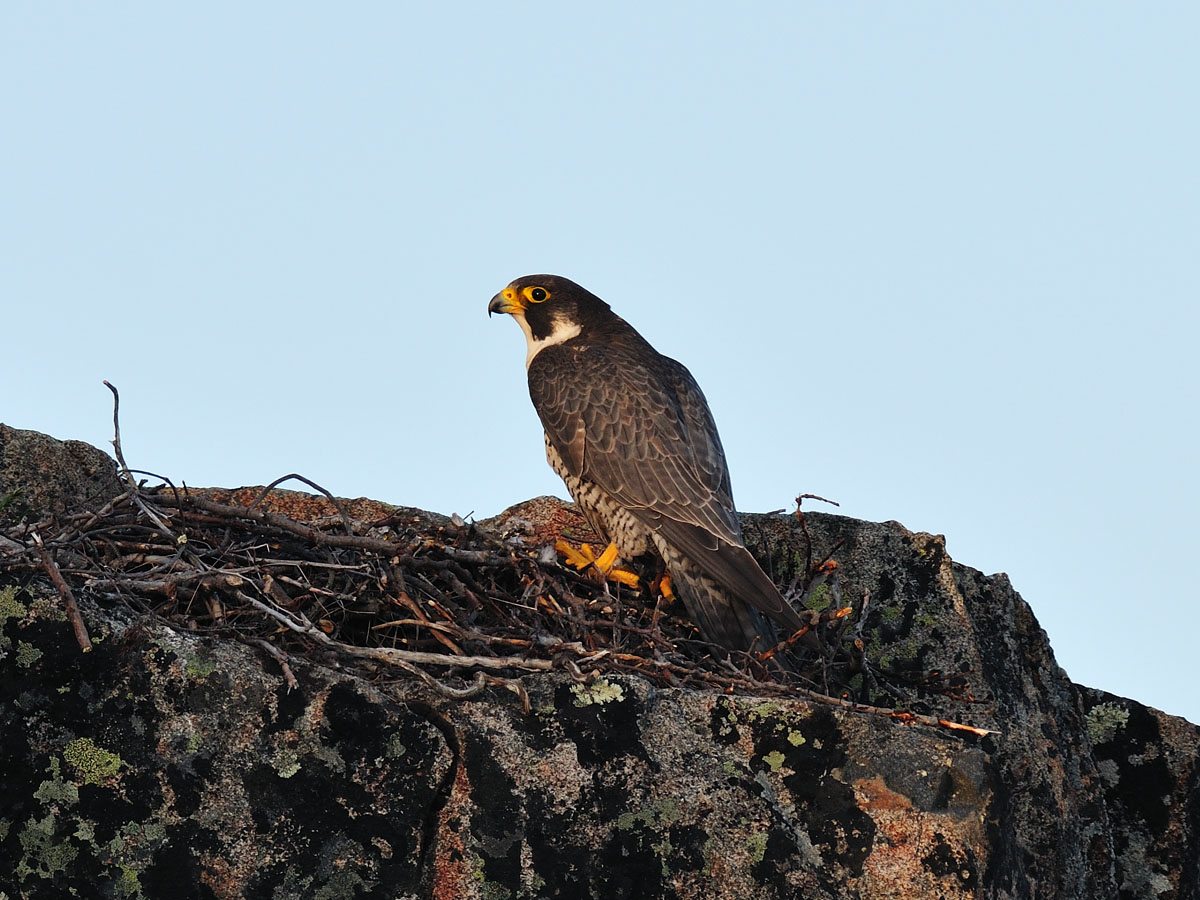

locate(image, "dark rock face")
[[1, 588, 453, 899], [1, 427, 1198, 898], [2, 585, 997, 899], [1078, 687, 1200, 898]]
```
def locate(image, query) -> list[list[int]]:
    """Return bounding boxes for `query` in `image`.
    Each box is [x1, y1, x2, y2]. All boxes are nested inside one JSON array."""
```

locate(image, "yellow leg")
[[607, 568, 642, 588], [555, 540, 641, 588], [555, 539, 596, 570], [658, 573, 675, 602], [593, 542, 619, 572]]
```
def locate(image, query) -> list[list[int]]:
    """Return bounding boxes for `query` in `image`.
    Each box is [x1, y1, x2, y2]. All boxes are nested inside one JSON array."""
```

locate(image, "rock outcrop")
[[1, 426, 1197, 899]]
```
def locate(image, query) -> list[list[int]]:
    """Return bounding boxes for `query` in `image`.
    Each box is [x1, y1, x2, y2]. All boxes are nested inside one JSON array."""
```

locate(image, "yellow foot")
[[554, 538, 595, 570], [554, 539, 641, 588], [653, 573, 676, 602]]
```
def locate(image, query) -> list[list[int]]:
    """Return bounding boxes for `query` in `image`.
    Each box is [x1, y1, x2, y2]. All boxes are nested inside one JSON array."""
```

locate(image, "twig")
[[248, 474, 357, 536], [256, 639, 299, 690], [32, 532, 92, 652], [235, 589, 554, 673], [102, 381, 178, 539], [787, 683, 1000, 736], [84, 571, 247, 596], [156, 494, 394, 554]]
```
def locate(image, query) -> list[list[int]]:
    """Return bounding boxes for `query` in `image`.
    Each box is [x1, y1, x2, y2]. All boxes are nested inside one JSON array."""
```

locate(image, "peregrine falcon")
[[488, 274, 806, 657]]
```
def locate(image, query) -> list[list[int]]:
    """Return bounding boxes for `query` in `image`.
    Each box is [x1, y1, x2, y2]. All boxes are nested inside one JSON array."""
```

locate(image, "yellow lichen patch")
[[570, 678, 626, 707], [762, 750, 787, 772], [16, 641, 43, 667], [0, 585, 27, 621], [1086, 702, 1131, 745], [62, 738, 125, 785]]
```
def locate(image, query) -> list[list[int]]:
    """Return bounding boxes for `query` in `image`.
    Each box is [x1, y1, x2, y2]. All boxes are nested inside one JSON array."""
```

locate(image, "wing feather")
[[528, 332, 804, 632]]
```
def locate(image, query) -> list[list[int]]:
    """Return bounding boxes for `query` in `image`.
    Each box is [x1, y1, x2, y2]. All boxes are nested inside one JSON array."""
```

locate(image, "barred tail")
[[665, 562, 782, 658]]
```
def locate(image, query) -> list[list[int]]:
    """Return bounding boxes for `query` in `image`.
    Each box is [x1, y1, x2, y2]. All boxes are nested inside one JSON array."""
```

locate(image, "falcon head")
[[489, 274, 614, 366]]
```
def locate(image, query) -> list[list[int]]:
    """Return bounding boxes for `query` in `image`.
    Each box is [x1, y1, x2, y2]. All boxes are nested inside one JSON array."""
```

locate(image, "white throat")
[[515, 313, 582, 369]]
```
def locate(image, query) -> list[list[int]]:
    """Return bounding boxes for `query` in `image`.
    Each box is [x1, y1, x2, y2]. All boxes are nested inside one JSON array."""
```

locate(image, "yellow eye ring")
[[524, 286, 550, 303]]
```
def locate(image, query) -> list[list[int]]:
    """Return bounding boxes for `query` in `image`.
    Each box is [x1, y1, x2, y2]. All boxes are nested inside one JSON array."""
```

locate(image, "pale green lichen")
[[311, 742, 347, 775], [108, 821, 154, 856], [762, 750, 787, 772], [746, 830, 769, 864], [472, 862, 514, 900], [570, 678, 625, 707], [385, 733, 408, 758], [1086, 702, 1130, 745], [28, 592, 68, 623], [0, 585, 27, 620], [17, 812, 78, 880], [184, 655, 217, 679], [0, 586, 26, 650], [34, 759, 79, 806], [312, 869, 369, 900], [478, 880, 513, 900], [786, 729, 806, 747], [523, 872, 547, 897], [117, 862, 143, 897], [615, 801, 684, 879], [16, 641, 43, 667], [272, 748, 302, 779], [616, 800, 681, 832], [804, 583, 832, 611], [63, 738, 125, 785]]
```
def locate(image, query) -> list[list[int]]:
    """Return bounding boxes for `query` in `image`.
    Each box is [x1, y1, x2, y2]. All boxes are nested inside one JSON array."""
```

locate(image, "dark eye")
[[530, 287, 548, 302]]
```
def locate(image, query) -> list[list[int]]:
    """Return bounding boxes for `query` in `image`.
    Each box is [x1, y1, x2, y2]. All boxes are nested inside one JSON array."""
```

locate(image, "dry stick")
[[102, 381, 177, 539], [242, 587, 503, 700], [163, 494, 561, 580], [248, 474, 356, 536], [787, 683, 1000, 736], [792, 494, 826, 595], [84, 571, 248, 597], [256, 639, 300, 691], [371, 617, 462, 634], [235, 589, 554, 673], [598, 647, 998, 736], [37, 490, 135, 548], [0, 534, 25, 553], [32, 532, 92, 652], [159, 494, 399, 554]]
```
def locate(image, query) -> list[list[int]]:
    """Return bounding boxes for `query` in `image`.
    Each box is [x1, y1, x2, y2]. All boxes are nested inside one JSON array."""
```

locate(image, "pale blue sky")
[[3, 4, 1197, 723]]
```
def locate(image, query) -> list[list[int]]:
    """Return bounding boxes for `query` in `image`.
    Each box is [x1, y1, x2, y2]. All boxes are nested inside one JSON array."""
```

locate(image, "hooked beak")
[[488, 288, 523, 317]]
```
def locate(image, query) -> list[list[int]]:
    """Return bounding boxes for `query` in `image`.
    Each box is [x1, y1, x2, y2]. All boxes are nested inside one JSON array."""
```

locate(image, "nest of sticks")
[[1, 473, 861, 702], [1, 386, 992, 734]]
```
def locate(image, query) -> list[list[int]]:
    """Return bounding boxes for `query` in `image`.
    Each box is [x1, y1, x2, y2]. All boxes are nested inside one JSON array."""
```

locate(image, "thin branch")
[[248, 474, 356, 536], [256, 639, 299, 691], [102, 381, 178, 539], [235, 589, 554, 673], [32, 532, 92, 652]]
